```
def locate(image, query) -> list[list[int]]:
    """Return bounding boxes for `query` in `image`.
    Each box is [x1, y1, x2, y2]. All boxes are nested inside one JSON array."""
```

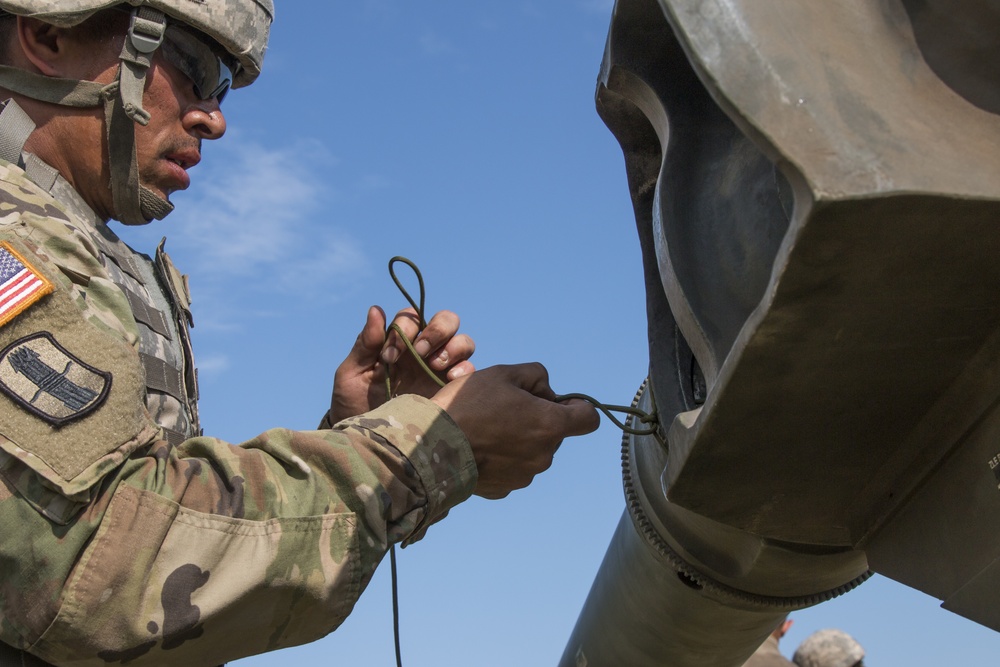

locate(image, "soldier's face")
[[54, 28, 227, 222], [132, 49, 228, 207]]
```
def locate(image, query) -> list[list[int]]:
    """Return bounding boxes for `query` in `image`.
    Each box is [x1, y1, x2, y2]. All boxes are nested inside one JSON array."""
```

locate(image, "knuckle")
[[529, 361, 551, 383], [513, 473, 533, 490], [535, 454, 555, 474]]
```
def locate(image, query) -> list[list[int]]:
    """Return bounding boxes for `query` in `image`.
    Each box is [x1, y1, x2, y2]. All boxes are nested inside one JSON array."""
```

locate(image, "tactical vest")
[[78, 217, 201, 445], [0, 100, 201, 445]]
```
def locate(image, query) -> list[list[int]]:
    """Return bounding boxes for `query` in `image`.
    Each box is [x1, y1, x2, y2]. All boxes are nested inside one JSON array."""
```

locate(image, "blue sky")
[[118, 2, 1000, 665]]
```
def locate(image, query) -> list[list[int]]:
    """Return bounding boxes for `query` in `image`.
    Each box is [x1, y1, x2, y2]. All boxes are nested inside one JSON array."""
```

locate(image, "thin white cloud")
[[171, 139, 322, 272], [274, 231, 366, 294], [165, 136, 367, 298], [110, 134, 376, 336], [194, 354, 230, 376]]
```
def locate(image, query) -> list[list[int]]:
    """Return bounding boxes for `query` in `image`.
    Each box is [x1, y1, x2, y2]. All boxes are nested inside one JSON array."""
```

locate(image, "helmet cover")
[[793, 629, 865, 667], [0, 0, 272, 87]]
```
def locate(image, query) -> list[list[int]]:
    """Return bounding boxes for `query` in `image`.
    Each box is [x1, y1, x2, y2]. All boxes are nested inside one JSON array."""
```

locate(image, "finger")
[[475, 487, 511, 501], [445, 360, 475, 381], [503, 362, 557, 400], [506, 365, 600, 434], [411, 310, 461, 358], [427, 333, 476, 371], [360, 305, 388, 352], [485, 364, 598, 438], [382, 308, 421, 364]]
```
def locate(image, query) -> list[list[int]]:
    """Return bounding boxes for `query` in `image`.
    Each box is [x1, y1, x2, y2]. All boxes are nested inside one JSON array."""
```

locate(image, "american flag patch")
[[0, 241, 53, 328]]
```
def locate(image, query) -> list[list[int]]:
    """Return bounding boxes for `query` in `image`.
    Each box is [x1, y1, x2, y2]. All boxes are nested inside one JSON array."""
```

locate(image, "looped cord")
[[381, 256, 665, 667], [389, 256, 428, 329], [384, 257, 445, 398]]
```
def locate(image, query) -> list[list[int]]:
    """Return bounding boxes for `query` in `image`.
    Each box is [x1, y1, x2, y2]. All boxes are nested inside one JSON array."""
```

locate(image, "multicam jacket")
[[0, 157, 477, 666], [742, 636, 795, 667]]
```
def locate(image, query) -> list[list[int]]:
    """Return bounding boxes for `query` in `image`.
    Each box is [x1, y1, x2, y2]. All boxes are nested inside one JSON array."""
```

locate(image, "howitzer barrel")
[[560, 513, 788, 667]]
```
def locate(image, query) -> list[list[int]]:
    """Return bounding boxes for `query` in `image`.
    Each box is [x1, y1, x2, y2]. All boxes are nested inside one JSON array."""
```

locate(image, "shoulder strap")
[[0, 100, 81, 203], [0, 100, 34, 165]]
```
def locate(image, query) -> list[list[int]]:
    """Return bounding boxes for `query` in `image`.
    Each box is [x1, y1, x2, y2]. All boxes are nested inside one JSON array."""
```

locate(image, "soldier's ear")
[[16, 16, 71, 77]]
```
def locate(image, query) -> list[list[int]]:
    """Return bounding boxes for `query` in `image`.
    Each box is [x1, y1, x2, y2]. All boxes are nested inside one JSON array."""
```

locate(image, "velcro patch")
[[0, 240, 53, 328], [0, 331, 112, 426]]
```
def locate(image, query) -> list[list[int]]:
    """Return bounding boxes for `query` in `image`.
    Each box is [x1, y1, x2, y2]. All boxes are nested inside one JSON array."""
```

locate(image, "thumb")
[[506, 363, 601, 435], [341, 306, 387, 371], [556, 397, 601, 436]]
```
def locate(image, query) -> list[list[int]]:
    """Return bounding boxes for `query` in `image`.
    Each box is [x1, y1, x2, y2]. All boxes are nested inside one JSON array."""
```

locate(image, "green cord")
[[553, 391, 661, 437], [384, 256, 661, 439], [382, 256, 665, 667], [389, 256, 428, 329]]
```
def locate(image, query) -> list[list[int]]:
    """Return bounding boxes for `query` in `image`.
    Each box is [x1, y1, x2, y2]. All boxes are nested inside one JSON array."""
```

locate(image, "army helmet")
[[0, 0, 274, 224], [792, 629, 865, 667]]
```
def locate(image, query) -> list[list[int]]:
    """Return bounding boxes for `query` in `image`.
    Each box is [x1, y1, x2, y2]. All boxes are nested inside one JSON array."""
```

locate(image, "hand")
[[430, 363, 600, 499], [329, 305, 476, 423]]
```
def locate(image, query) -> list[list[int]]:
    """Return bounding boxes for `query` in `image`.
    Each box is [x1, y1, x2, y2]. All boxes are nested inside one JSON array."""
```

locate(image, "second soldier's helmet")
[[0, 0, 274, 224], [792, 629, 865, 667]]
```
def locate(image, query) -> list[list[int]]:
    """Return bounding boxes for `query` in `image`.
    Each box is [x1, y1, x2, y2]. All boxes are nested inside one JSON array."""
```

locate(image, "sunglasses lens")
[[204, 59, 233, 103], [162, 27, 237, 104]]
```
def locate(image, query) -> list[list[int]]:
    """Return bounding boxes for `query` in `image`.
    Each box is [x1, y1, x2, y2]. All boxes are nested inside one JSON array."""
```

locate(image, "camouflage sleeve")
[[4, 395, 477, 667], [0, 166, 478, 665]]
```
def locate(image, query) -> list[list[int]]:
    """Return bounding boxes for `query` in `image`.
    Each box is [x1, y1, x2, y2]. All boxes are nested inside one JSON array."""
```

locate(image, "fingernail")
[[435, 349, 450, 365], [382, 347, 400, 364], [448, 366, 466, 379], [414, 339, 431, 357]]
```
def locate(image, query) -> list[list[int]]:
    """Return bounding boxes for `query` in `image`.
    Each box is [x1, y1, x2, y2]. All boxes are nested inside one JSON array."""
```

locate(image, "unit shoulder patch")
[[0, 240, 53, 328], [0, 331, 112, 426]]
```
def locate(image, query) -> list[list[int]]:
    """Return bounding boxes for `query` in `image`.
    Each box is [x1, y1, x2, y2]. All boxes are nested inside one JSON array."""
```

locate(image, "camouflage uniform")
[[742, 635, 796, 667], [0, 146, 478, 665], [792, 629, 865, 667]]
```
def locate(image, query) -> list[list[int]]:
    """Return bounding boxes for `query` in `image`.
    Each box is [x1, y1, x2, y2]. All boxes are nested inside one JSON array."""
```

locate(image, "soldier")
[[0, 2, 599, 666], [742, 619, 796, 667], [793, 629, 866, 667]]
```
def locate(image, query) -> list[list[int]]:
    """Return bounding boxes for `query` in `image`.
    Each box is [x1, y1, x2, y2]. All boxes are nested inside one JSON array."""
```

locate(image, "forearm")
[[0, 395, 475, 666]]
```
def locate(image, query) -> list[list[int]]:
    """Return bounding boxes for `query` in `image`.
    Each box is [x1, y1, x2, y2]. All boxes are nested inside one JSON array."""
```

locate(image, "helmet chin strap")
[[0, 6, 173, 225]]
